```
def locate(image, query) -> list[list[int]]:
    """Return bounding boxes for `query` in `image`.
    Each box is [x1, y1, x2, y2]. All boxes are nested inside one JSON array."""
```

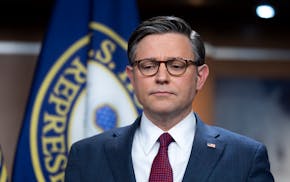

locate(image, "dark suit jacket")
[[65, 114, 274, 182]]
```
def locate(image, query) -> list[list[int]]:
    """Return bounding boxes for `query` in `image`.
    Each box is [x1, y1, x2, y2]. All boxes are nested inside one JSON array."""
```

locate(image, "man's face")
[[126, 33, 208, 119]]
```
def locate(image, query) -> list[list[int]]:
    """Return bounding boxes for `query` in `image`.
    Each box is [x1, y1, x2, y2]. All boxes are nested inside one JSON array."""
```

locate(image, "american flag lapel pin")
[[207, 143, 216, 149]]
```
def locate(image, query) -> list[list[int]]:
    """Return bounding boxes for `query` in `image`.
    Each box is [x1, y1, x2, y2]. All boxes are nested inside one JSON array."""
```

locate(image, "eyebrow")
[[135, 56, 193, 61]]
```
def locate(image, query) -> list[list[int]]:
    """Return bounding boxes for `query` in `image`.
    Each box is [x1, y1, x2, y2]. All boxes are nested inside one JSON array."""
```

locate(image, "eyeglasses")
[[131, 57, 200, 76]]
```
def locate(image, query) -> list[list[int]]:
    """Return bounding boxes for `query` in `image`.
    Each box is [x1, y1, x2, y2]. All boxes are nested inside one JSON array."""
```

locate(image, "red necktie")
[[149, 133, 174, 182]]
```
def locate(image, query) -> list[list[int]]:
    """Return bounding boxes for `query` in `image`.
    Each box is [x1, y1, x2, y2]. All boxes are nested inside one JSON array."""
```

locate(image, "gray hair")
[[127, 16, 205, 65]]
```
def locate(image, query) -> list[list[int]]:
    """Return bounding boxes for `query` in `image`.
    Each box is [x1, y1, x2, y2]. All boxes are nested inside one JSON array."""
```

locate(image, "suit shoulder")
[[196, 114, 264, 149], [209, 124, 265, 149], [71, 125, 131, 149]]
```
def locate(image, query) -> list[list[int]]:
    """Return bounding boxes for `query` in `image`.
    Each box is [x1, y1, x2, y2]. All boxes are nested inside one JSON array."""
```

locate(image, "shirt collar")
[[139, 112, 196, 155], [168, 113, 196, 150]]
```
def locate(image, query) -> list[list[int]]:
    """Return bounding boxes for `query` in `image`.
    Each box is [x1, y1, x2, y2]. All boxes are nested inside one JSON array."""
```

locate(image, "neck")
[[144, 109, 192, 131]]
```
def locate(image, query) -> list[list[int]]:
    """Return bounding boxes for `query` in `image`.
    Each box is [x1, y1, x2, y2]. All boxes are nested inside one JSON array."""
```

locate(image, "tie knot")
[[158, 133, 173, 147]]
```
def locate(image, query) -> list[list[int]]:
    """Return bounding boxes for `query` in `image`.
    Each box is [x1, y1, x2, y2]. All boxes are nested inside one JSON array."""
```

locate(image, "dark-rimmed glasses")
[[131, 57, 200, 76]]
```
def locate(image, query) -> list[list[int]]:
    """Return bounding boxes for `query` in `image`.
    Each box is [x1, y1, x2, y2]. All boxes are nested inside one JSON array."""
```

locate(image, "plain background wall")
[[0, 55, 37, 177]]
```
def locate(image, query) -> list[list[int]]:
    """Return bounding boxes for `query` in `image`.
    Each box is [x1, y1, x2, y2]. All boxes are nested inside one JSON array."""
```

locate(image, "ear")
[[126, 65, 134, 86], [196, 64, 209, 91]]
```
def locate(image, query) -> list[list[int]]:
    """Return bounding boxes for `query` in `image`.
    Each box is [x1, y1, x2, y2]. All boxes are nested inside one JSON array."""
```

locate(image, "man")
[[65, 16, 274, 182]]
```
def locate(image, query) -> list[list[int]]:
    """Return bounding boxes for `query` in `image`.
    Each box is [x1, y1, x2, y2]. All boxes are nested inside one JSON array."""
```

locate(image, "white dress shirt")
[[132, 112, 196, 182]]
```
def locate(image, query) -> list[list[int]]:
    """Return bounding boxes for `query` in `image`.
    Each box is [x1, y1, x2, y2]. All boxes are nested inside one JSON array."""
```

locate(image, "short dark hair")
[[127, 16, 205, 65]]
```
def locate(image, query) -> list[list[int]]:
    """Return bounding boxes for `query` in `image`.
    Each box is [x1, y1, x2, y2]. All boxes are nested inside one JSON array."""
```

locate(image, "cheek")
[[132, 78, 146, 95], [130, 72, 141, 92], [178, 77, 198, 96]]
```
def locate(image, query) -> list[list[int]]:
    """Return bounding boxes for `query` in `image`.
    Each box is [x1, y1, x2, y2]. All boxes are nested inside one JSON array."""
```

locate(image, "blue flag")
[[0, 146, 8, 182], [12, 0, 141, 181]]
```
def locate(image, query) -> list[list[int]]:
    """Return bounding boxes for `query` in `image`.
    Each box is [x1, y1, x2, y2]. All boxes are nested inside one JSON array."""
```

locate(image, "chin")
[[150, 107, 176, 115]]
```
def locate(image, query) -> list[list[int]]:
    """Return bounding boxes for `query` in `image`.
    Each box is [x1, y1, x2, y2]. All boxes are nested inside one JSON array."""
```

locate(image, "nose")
[[155, 62, 170, 83]]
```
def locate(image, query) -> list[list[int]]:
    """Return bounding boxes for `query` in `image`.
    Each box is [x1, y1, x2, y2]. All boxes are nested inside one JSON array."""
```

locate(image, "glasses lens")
[[167, 58, 187, 75], [138, 59, 158, 76]]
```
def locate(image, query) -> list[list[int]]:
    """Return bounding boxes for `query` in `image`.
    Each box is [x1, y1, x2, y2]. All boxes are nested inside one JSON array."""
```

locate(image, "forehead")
[[135, 33, 194, 59]]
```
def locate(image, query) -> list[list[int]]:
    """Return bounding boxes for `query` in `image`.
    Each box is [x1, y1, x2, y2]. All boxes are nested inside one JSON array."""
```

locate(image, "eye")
[[139, 60, 157, 70], [168, 60, 186, 70]]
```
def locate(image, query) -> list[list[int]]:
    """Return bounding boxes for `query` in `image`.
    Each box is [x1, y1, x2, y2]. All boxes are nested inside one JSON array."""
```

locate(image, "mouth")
[[150, 90, 175, 96]]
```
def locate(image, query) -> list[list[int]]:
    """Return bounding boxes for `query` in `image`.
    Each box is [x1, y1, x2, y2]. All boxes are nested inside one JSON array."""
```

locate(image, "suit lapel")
[[183, 115, 226, 182], [104, 117, 141, 182]]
